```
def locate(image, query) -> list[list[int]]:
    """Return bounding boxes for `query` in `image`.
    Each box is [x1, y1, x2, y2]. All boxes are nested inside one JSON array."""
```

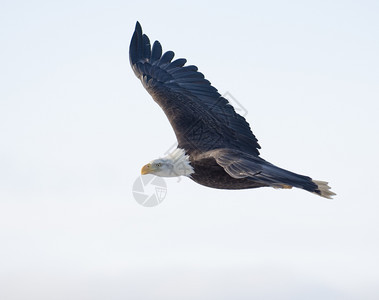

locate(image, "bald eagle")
[[130, 22, 335, 199]]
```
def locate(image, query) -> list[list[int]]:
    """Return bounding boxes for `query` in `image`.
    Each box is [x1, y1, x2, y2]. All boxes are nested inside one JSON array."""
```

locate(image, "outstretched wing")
[[130, 21, 261, 156]]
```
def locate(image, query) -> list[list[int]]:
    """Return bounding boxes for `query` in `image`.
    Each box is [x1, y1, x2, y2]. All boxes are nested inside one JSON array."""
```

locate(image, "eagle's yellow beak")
[[141, 163, 152, 175]]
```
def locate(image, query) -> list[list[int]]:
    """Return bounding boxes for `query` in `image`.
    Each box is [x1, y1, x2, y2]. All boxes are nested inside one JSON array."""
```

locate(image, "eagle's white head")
[[141, 148, 194, 177]]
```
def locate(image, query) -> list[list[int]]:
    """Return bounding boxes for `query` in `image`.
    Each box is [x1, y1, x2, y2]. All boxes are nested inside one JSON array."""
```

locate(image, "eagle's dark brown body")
[[189, 156, 268, 190]]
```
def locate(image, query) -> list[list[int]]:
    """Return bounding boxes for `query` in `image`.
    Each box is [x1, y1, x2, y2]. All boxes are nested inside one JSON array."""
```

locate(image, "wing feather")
[[166, 58, 187, 69], [151, 41, 162, 63]]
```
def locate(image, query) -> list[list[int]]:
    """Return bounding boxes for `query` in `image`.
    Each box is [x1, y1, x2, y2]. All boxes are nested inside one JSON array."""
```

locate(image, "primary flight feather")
[[130, 21, 335, 199]]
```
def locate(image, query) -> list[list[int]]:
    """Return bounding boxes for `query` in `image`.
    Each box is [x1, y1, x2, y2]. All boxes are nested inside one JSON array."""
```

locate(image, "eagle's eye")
[[155, 163, 162, 167]]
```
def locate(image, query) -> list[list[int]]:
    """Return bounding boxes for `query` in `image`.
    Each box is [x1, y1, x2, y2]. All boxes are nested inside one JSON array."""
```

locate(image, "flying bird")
[[130, 22, 335, 199]]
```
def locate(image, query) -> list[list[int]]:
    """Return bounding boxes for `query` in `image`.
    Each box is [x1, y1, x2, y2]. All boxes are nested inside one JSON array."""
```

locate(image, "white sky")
[[1, 1, 379, 299]]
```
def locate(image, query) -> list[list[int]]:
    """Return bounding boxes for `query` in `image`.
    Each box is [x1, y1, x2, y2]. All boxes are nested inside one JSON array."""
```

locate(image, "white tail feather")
[[312, 180, 336, 199]]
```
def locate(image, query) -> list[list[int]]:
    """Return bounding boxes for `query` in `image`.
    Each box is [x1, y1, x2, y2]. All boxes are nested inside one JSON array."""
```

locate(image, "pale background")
[[1, 1, 378, 299]]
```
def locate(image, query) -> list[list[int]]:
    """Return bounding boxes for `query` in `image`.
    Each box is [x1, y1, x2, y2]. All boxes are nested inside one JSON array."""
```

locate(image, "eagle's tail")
[[260, 163, 336, 199], [210, 149, 336, 199], [311, 180, 336, 199]]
